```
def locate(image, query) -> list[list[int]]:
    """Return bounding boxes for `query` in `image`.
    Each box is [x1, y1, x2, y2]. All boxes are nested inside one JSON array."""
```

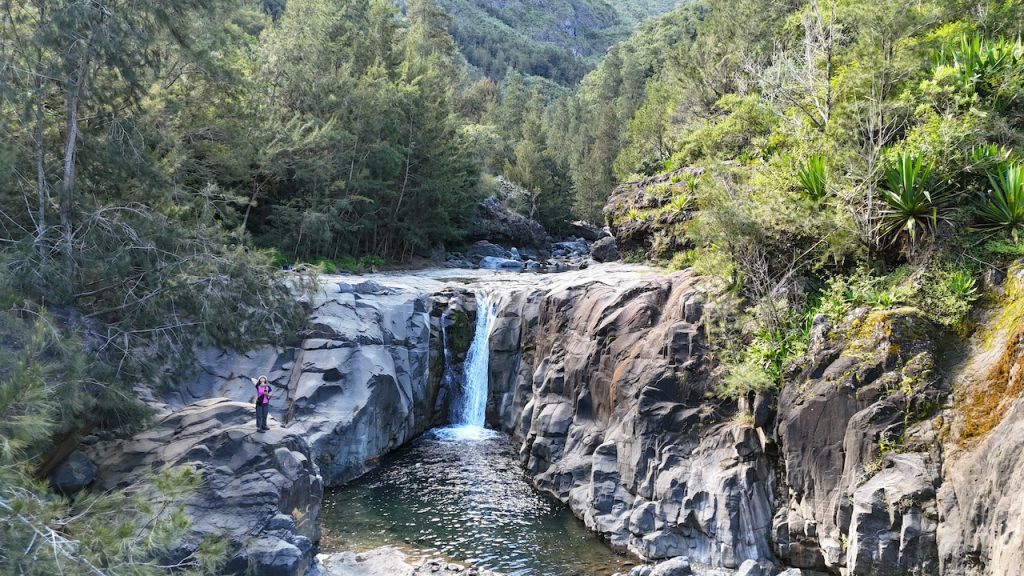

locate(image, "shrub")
[[936, 34, 1024, 108], [878, 153, 951, 250], [797, 154, 828, 201], [975, 164, 1024, 239], [668, 194, 691, 212], [715, 359, 776, 399]]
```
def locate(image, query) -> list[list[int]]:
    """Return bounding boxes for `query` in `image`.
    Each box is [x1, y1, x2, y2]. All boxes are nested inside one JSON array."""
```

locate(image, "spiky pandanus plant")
[[878, 153, 951, 251], [797, 154, 828, 201], [975, 163, 1024, 239], [935, 34, 1024, 108]]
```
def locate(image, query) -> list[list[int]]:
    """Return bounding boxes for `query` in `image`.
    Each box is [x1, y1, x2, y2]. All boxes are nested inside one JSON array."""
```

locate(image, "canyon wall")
[[81, 265, 1024, 575], [484, 268, 1024, 575]]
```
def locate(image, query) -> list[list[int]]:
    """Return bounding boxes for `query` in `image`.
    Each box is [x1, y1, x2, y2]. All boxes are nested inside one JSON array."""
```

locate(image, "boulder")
[[736, 559, 764, 576], [648, 556, 691, 576], [49, 449, 97, 493], [465, 240, 510, 262], [479, 256, 525, 271], [591, 236, 620, 263], [88, 399, 322, 576], [469, 196, 549, 248], [570, 220, 611, 242]]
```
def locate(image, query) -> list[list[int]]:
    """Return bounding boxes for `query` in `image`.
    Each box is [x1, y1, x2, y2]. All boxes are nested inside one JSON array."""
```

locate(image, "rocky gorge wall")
[[480, 268, 1024, 575], [71, 264, 1024, 576]]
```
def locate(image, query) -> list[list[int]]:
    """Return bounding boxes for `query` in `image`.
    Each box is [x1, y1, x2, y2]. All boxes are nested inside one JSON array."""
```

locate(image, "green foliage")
[[935, 34, 1024, 109], [920, 264, 980, 330], [816, 269, 914, 323], [878, 153, 950, 248], [715, 359, 776, 400], [976, 164, 1024, 238], [797, 154, 828, 201], [0, 303, 223, 575]]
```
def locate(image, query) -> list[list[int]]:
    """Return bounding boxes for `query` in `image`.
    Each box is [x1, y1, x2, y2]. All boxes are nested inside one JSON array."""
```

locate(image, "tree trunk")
[[33, 2, 48, 255], [59, 34, 93, 271]]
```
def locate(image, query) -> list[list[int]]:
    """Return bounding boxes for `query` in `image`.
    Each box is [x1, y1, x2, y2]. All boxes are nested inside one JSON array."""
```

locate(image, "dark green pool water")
[[321, 426, 636, 576]]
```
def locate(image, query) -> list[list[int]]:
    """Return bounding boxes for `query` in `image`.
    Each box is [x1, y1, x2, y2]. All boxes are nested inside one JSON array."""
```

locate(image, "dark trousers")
[[256, 403, 269, 429]]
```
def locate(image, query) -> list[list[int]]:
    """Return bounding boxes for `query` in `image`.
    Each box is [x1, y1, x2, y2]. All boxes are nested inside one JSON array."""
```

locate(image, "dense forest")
[[2, 0, 1024, 572], [440, 0, 680, 84]]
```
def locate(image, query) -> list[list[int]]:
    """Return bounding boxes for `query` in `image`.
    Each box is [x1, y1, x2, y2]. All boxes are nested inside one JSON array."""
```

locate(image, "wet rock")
[[316, 547, 500, 576], [49, 449, 97, 493], [590, 236, 620, 263], [479, 256, 525, 271]]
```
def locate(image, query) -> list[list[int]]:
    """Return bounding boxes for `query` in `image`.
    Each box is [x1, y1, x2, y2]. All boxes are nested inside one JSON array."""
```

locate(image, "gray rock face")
[[590, 236, 620, 262], [773, 308, 944, 574], [469, 196, 550, 248], [88, 399, 322, 576], [937, 312, 1024, 576], [285, 280, 440, 485], [486, 270, 776, 568], [173, 279, 441, 486], [49, 449, 97, 493]]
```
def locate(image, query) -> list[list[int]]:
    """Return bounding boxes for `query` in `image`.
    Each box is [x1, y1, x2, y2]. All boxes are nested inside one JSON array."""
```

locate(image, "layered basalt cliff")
[[81, 265, 1024, 575]]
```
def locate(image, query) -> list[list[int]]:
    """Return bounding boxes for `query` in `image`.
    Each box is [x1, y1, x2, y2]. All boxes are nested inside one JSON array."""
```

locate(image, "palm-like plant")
[[878, 153, 950, 247], [936, 34, 1024, 107], [797, 154, 828, 201], [976, 164, 1024, 238]]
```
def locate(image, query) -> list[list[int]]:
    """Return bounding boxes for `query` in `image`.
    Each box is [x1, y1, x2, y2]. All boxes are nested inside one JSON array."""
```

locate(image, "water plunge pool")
[[320, 426, 636, 576]]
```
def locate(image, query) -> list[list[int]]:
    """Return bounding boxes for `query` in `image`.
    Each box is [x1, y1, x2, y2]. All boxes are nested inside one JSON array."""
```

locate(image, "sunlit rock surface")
[[88, 399, 322, 576]]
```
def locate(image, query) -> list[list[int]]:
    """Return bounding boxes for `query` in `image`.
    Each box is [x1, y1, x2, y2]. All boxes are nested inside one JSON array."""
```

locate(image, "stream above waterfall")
[[319, 428, 636, 576]]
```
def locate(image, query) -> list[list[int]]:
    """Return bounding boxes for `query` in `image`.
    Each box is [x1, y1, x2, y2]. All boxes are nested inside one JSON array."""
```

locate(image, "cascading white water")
[[448, 293, 496, 433]]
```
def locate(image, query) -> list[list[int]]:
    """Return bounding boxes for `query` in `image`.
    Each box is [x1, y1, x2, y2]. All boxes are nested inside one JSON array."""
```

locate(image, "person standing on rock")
[[252, 376, 272, 432]]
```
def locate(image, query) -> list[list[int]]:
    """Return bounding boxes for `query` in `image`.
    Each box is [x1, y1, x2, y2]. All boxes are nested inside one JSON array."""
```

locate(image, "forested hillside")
[[533, 0, 1024, 392], [440, 0, 680, 84]]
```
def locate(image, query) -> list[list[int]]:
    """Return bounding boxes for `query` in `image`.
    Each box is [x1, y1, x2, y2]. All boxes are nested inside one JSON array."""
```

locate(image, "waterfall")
[[451, 293, 496, 429]]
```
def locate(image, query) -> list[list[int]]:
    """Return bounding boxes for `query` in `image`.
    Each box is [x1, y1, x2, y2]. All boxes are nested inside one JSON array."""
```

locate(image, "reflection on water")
[[321, 427, 636, 576]]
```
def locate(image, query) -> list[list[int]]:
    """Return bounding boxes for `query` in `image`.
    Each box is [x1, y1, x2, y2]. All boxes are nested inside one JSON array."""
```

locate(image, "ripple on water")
[[321, 428, 635, 576]]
